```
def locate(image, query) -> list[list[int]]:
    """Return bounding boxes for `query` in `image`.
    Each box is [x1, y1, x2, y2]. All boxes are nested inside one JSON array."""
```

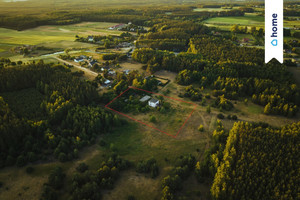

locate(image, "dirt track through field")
[[52, 56, 98, 79]]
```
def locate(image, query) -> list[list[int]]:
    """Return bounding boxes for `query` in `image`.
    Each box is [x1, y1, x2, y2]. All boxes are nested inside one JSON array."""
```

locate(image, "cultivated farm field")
[[0, 22, 120, 53]]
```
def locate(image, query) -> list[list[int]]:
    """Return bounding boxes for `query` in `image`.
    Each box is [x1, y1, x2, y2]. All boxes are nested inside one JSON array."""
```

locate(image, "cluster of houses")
[[239, 38, 254, 46], [116, 42, 132, 49], [74, 55, 87, 62], [74, 55, 99, 68], [87, 36, 94, 42], [108, 24, 128, 30], [108, 22, 144, 32], [101, 68, 132, 88], [139, 95, 160, 108]]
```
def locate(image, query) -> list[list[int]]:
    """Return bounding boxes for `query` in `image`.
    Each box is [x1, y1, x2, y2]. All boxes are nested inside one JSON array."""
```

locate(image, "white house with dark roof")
[[148, 98, 159, 108]]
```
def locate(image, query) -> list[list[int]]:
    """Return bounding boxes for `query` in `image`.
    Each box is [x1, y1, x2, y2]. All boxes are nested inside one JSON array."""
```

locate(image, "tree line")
[[211, 121, 300, 200], [0, 63, 123, 168]]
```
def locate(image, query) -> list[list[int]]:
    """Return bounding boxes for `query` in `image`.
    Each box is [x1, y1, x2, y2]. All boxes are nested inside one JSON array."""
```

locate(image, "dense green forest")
[[0, 1, 299, 200], [133, 51, 299, 117], [211, 121, 299, 200], [0, 63, 123, 168]]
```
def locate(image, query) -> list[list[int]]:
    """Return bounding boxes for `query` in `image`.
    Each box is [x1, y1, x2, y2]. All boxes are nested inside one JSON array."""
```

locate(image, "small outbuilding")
[[104, 79, 111, 85], [140, 95, 151, 102], [148, 98, 159, 108]]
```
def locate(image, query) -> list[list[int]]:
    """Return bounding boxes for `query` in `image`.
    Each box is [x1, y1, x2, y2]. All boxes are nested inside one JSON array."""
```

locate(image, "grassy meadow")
[[203, 12, 300, 32], [203, 13, 265, 31], [0, 22, 120, 53], [193, 7, 241, 12]]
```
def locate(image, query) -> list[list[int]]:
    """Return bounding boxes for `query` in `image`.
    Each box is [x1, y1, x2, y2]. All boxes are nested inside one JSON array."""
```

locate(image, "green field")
[[0, 22, 120, 53], [0, 120, 211, 200], [193, 7, 240, 12], [204, 13, 300, 31], [204, 14, 264, 27]]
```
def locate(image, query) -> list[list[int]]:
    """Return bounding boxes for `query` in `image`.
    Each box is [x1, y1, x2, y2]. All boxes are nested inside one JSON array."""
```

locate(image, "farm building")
[[104, 79, 111, 85], [108, 24, 127, 30], [140, 95, 151, 102], [74, 55, 86, 62], [87, 36, 94, 42], [148, 98, 159, 108]]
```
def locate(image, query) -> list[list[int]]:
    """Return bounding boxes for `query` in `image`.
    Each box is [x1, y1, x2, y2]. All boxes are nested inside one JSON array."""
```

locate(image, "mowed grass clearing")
[[193, 7, 240, 12], [204, 14, 264, 26], [204, 13, 300, 31]]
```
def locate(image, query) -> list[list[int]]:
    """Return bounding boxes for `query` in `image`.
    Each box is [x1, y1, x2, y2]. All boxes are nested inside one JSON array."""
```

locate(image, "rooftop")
[[149, 98, 159, 103], [140, 95, 151, 102]]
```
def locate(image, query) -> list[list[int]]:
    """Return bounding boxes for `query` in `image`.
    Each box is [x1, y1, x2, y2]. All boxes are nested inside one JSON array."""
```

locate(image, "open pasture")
[[204, 14, 264, 27], [0, 22, 120, 53]]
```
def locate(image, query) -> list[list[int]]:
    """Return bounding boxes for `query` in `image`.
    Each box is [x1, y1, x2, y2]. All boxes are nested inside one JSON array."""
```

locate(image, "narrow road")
[[52, 56, 98, 79]]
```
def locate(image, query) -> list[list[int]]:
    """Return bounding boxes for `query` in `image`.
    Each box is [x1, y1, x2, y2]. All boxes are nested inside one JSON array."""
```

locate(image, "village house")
[[101, 66, 110, 71], [108, 24, 127, 30], [87, 36, 94, 42], [108, 69, 116, 76], [103, 79, 112, 88], [88, 60, 97, 68], [148, 98, 160, 108], [74, 55, 86, 62], [117, 42, 132, 48], [123, 69, 130, 75]]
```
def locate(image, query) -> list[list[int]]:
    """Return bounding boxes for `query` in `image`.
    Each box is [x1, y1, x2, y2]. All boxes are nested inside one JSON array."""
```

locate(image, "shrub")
[[16, 155, 26, 167], [217, 113, 224, 119], [150, 116, 157, 123], [58, 153, 67, 162], [127, 195, 136, 200], [206, 106, 211, 114], [26, 166, 34, 174], [136, 158, 159, 178], [232, 115, 238, 120], [99, 140, 106, 147], [48, 166, 65, 190], [198, 125, 204, 132], [41, 185, 58, 200], [76, 163, 89, 173]]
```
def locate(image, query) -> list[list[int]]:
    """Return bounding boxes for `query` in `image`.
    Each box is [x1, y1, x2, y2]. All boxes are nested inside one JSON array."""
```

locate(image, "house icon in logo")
[[271, 39, 278, 46]]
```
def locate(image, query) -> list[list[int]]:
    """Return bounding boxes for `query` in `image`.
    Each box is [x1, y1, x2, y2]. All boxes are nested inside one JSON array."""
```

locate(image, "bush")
[[99, 140, 106, 147], [206, 106, 211, 114], [76, 163, 89, 173], [161, 175, 182, 192], [136, 158, 159, 178], [58, 153, 67, 162], [48, 166, 65, 190], [41, 186, 58, 200], [232, 115, 238, 120], [127, 195, 136, 200], [26, 166, 34, 174], [150, 116, 157, 123], [217, 113, 224, 119], [16, 155, 26, 167], [198, 125, 204, 132]]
